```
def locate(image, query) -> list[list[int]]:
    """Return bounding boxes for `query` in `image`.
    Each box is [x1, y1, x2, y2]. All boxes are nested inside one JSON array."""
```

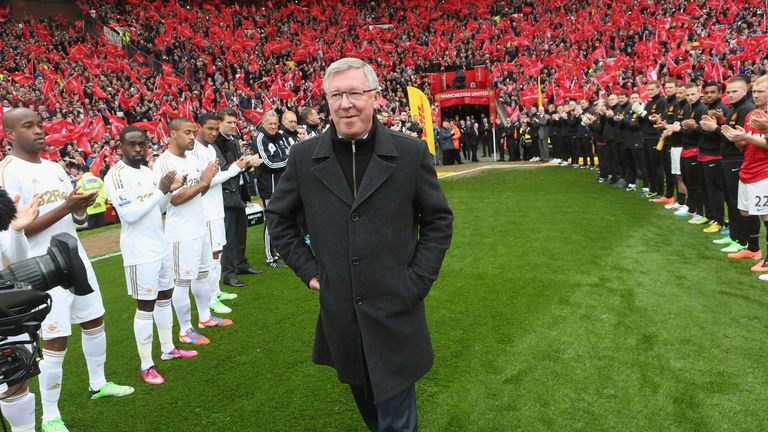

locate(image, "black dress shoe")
[[237, 267, 264, 275], [223, 278, 246, 287]]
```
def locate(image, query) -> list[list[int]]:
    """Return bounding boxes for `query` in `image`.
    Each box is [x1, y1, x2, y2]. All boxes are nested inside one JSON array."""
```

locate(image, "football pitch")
[[46, 166, 768, 431]]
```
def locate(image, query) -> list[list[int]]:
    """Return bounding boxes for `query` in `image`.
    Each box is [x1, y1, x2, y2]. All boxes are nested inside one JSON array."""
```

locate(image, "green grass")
[[40, 167, 768, 431]]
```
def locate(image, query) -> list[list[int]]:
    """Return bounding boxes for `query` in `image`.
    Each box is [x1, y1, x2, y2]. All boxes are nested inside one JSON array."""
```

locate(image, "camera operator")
[[0, 108, 134, 432], [0, 190, 41, 432]]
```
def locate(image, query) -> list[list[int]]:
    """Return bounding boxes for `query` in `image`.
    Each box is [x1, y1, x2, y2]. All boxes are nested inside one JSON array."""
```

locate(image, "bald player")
[[0, 108, 133, 432]]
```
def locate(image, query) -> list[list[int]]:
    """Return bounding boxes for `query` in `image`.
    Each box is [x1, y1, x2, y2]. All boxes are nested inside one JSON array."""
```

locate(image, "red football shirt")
[[739, 111, 768, 184]]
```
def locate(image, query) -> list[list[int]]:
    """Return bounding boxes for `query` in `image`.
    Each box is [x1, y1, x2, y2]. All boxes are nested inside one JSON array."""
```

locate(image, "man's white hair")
[[323, 58, 380, 93]]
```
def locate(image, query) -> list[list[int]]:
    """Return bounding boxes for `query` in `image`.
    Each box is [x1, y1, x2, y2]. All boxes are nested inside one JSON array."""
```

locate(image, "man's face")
[[282, 112, 298, 131], [726, 81, 748, 104], [306, 109, 320, 125], [198, 119, 220, 144], [752, 81, 768, 108], [580, 99, 589, 110], [607, 95, 618, 107], [702, 85, 721, 104], [618, 94, 628, 104], [219, 115, 237, 135], [647, 84, 659, 97], [685, 87, 701, 105], [263, 115, 279, 135], [664, 83, 677, 97], [675, 87, 685, 99], [6, 109, 45, 154], [326, 68, 379, 139], [121, 131, 148, 165], [630, 93, 641, 105], [171, 121, 196, 151]]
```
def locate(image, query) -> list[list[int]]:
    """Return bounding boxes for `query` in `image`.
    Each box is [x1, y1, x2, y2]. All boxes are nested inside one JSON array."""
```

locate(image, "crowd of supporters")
[[0, 0, 766, 176]]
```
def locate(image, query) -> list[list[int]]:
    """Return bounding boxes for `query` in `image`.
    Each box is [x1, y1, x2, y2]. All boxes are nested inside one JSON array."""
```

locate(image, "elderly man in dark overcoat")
[[266, 58, 453, 432]]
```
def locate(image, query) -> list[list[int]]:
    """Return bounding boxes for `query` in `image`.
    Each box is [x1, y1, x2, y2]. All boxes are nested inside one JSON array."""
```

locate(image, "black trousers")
[[442, 149, 454, 166], [661, 147, 676, 198], [607, 141, 623, 178], [351, 381, 417, 432], [568, 136, 580, 165], [596, 144, 609, 178], [495, 140, 504, 160], [701, 159, 725, 225], [469, 144, 478, 162], [645, 139, 664, 195], [222, 206, 250, 279], [621, 147, 637, 184], [723, 159, 744, 243], [578, 136, 594, 166], [550, 135, 562, 160], [681, 156, 702, 215]]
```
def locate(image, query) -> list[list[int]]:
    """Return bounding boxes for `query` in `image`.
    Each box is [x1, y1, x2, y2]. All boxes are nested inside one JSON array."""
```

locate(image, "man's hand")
[[234, 156, 249, 170], [201, 160, 220, 186], [681, 119, 697, 130], [665, 123, 682, 133], [66, 186, 98, 214], [722, 125, 747, 142], [749, 110, 768, 132], [709, 109, 725, 122], [648, 114, 661, 123], [700, 115, 718, 131], [247, 155, 263, 168], [158, 171, 178, 194], [308, 276, 320, 292], [10, 194, 41, 231]]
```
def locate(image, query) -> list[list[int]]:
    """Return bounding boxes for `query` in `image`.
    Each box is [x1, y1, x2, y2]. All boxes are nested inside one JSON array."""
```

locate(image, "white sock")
[[81, 324, 107, 391], [208, 258, 222, 306], [191, 276, 211, 323], [172, 280, 192, 334], [133, 310, 154, 371], [0, 390, 35, 431], [154, 298, 175, 353], [38, 349, 65, 422]]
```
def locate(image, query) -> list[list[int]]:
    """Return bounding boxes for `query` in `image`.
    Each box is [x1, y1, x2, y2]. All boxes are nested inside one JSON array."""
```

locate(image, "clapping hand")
[[10, 194, 41, 232], [749, 110, 768, 133], [700, 115, 717, 131], [681, 119, 697, 130]]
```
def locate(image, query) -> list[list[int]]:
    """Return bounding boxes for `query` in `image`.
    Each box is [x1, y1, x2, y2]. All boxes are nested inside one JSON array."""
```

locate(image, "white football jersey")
[[152, 150, 205, 242], [0, 156, 99, 288], [104, 161, 169, 265], [188, 140, 239, 222]]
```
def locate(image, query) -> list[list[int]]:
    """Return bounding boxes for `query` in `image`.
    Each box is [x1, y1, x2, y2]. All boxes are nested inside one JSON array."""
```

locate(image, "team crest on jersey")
[[730, 113, 738, 122], [47, 322, 58, 333], [182, 268, 193, 277], [116, 191, 132, 208]]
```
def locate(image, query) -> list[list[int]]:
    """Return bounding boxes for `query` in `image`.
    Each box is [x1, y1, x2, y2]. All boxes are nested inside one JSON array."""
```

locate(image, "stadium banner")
[[436, 89, 494, 107], [406, 86, 436, 155]]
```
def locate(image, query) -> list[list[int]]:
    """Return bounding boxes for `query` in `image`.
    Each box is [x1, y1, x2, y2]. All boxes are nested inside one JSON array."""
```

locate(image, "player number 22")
[[754, 195, 768, 208]]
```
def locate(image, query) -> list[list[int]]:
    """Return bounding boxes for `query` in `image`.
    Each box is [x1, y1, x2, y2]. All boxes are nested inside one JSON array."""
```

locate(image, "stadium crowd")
[[0, 0, 767, 431]]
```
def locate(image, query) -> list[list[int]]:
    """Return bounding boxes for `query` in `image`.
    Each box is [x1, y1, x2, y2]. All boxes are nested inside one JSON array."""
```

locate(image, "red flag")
[[118, 91, 141, 111], [10, 72, 35, 86], [63, 76, 84, 101], [89, 115, 106, 142], [105, 114, 127, 137], [93, 82, 109, 100], [90, 148, 108, 176], [243, 109, 264, 124]]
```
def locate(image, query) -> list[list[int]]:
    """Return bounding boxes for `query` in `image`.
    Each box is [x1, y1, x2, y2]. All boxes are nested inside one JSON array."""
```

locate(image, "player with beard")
[[699, 82, 732, 234]]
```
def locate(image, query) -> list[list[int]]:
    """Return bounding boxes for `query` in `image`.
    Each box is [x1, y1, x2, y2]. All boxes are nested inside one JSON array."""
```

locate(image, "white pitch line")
[[91, 251, 122, 262], [438, 163, 551, 179]]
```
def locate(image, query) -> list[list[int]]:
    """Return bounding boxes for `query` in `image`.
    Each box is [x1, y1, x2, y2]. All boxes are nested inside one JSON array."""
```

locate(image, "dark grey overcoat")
[[266, 120, 453, 402]]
